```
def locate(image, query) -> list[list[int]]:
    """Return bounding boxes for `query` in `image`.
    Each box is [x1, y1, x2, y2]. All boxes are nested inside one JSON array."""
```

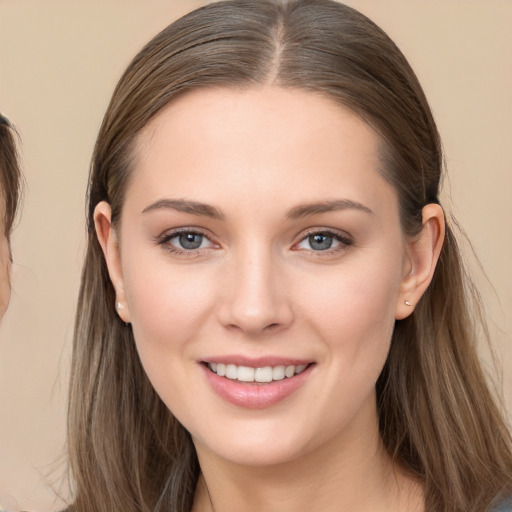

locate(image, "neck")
[[191, 397, 423, 512]]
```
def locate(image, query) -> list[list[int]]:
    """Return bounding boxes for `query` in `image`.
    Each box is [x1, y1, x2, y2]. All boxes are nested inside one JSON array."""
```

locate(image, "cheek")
[[303, 253, 401, 342], [123, 269, 211, 419], [286, 256, 401, 441], [121, 252, 218, 376], [299, 251, 402, 401]]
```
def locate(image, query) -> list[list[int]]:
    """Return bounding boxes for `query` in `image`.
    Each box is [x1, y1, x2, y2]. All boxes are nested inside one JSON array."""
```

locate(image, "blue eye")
[[308, 233, 335, 251], [296, 231, 352, 252], [175, 232, 204, 250], [159, 230, 215, 252]]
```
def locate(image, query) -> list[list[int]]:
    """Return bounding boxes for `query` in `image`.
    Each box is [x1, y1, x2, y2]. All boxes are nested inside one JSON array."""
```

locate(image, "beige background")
[[0, 1, 511, 510]]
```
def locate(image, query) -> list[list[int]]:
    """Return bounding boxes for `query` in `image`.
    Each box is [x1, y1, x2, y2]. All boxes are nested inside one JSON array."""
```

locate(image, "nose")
[[215, 247, 294, 337]]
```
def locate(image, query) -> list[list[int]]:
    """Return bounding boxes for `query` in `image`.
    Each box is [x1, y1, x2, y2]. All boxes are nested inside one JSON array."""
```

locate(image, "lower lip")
[[200, 364, 314, 409]]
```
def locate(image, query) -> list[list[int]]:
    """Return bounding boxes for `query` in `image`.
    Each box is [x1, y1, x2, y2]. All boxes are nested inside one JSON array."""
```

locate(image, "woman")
[[67, 1, 512, 511], [0, 113, 22, 321]]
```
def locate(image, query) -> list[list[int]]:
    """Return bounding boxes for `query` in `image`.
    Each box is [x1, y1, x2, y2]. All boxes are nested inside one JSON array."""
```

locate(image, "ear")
[[94, 201, 131, 323], [395, 203, 445, 320]]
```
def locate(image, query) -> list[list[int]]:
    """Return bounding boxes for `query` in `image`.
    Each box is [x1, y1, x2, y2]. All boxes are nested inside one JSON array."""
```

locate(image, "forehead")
[[138, 85, 380, 153], [127, 86, 395, 217]]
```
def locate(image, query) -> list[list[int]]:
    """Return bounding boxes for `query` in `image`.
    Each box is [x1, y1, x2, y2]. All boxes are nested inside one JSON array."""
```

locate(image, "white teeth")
[[295, 364, 307, 374], [237, 366, 255, 382], [207, 362, 309, 383], [255, 367, 273, 383], [285, 365, 295, 378], [272, 365, 286, 381], [225, 364, 237, 379]]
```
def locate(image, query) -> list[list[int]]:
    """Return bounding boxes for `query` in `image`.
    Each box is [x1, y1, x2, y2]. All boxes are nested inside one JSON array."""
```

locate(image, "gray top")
[[1, 499, 511, 512], [495, 499, 512, 512]]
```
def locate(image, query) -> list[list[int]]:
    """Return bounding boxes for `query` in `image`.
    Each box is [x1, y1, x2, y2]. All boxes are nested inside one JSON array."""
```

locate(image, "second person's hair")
[[0, 114, 22, 238]]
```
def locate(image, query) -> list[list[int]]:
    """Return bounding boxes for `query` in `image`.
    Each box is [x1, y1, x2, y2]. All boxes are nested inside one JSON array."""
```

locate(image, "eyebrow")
[[142, 199, 224, 219], [286, 199, 374, 219], [141, 197, 373, 220]]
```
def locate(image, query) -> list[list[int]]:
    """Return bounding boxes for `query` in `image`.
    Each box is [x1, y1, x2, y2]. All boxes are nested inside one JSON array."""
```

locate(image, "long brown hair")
[[68, 1, 512, 511], [0, 114, 22, 239]]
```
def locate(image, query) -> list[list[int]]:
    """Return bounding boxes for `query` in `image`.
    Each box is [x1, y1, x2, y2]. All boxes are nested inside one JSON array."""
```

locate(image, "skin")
[[96, 86, 444, 512]]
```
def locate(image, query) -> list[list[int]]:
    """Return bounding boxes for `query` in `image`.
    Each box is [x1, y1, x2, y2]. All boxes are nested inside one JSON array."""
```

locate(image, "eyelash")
[[155, 228, 354, 256]]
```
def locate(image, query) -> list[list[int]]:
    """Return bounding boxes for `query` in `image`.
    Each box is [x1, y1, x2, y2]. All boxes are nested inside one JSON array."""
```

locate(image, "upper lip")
[[201, 355, 314, 367]]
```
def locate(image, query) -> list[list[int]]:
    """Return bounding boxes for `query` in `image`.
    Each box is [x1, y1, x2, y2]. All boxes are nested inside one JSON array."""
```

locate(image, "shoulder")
[[493, 499, 512, 512]]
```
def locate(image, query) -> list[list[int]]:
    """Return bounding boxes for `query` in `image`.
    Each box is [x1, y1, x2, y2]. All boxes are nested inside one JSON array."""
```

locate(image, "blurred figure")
[[0, 113, 22, 320]]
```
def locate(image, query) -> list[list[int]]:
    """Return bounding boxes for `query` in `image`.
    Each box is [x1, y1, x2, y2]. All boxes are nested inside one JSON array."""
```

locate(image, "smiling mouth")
[[205, 362, 310, 383]]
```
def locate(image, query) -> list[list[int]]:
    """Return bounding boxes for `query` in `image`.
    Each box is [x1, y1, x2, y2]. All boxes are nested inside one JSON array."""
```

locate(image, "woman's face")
[[99, 86, 418, 466], [0, 191, 11, 319]]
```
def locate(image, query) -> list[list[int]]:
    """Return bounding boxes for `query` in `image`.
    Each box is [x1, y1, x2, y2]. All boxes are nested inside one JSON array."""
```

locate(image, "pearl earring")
[[117, 302, 125, 310], [404, 300, 412, 306]]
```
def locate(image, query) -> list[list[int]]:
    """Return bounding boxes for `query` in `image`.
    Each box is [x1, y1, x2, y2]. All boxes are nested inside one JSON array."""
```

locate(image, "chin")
[[197, 436, 309, 467], [190, 412, 337, 469]]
